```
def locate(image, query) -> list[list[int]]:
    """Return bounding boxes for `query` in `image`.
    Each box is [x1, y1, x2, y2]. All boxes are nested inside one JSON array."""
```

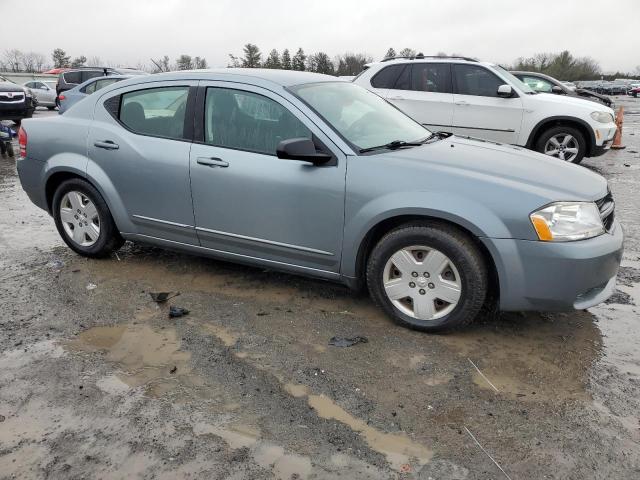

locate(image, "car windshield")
[[494, 66, 536, 94], [290, 81, 430, 151]]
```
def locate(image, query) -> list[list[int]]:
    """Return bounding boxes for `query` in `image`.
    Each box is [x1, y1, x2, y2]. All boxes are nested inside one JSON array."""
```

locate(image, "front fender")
[[341, 191, 510, 277]]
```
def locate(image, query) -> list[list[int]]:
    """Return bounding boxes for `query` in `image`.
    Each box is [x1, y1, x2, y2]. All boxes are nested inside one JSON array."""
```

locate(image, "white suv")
[[354, 56, 617, 163]]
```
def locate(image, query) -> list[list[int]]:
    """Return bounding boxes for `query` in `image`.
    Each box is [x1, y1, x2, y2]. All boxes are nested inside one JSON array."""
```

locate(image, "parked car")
[[58, 75, 130, 114], [561, 81, 577, 91], [629, 86, 640, 98], [0, 76, 36, 124], [24, 80, 58, 110], [353, 56, 617, 163], [56, 67, 147, 97], [16, 70, 623, 332], [511, 71, 614, 108]]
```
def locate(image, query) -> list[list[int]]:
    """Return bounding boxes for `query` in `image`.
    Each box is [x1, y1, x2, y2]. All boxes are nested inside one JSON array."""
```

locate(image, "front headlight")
[[530, 202, 604, 242], [590, 111, 614, 123], [23, 89, 32, 98]]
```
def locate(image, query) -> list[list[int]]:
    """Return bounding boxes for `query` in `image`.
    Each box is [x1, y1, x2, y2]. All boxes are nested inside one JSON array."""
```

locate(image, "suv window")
[[204, 88, 311, 155], [411, 63, 451, 93], [119, 86, 189, 140], [520, 75, 554, 93], [370, 65, 405, 89], [393, 65, 411, 90], [81, 70, 105, 82], [454, 65, 504, 97], [63, 71, 82, 85]]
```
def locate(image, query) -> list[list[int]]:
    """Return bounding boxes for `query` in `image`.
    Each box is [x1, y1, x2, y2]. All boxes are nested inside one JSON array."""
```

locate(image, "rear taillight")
[[18, 127, 27, 158], [58, 94, 66, 101]]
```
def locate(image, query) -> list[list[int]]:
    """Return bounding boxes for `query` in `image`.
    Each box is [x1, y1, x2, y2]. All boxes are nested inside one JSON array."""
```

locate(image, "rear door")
[[87, 81, 199, 244], [451, 64, 524, 144], [189, 82, 346, 274], [385, 62, 454, 130]]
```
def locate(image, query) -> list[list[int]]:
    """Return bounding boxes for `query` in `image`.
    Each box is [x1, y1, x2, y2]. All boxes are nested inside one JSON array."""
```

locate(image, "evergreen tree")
[[292, 48, 306, 71], [281, 49, 292, 70], [71, 55, 87, 68], [176, 55, 193, 70], [52, 48, 70, 68], [241, 43, 262, 68], [194, 56, 208, 69], [307, 52, 334, 75], [263, 49, 281, 69], [398, 48, 416, 58], [384, 48, 396, 59]]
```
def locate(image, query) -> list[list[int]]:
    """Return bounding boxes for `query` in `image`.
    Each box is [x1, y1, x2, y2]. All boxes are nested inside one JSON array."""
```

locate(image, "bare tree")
[[150, 56, 172, 73], [335, 53, 372, 76], [3, 49, 23, 72], [87, 56, 102, 67]]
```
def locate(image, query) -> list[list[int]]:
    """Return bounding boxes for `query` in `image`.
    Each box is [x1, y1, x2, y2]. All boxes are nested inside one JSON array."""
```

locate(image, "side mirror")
[[551, 85, 564, 94], [497, 84, 514, 98], [276, 138, 332, 165]]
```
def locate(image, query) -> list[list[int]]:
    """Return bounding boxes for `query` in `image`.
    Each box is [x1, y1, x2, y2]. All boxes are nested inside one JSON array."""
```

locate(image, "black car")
[[56, 67, 147, 97], [511, 71, 614, 108], [0, 76, 37, 124]]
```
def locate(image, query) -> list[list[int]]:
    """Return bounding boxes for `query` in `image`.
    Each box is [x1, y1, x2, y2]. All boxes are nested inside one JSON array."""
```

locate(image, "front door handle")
[[94, 140, 119, 150], [388, 96, 404, 100], [454, 101, 470, 106], [197, 157, 229, 168]]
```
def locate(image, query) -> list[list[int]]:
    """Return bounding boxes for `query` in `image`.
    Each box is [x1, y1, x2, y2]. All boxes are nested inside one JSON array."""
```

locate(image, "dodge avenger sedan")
[[16, 69, 623, 332]]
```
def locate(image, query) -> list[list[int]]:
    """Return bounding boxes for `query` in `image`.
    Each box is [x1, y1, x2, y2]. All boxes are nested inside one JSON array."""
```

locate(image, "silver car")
[[24, 80, 58, 110], [16, 69, 623, 332], [58, 75, 130, 114]]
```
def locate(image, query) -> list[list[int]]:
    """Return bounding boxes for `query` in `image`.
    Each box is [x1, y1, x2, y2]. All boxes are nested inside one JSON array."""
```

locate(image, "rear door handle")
[[454, 101, 470, 106], [197, 157, 229, 168], [94, 140, 119, 150]]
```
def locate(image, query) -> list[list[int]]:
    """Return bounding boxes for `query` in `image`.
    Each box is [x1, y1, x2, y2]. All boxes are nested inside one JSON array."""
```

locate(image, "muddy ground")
[[1, 99, 639, 480]]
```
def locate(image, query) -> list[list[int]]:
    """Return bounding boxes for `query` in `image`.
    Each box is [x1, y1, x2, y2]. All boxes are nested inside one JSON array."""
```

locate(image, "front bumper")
[[0, 99, 36, 120], [481, 219, 624, 311]]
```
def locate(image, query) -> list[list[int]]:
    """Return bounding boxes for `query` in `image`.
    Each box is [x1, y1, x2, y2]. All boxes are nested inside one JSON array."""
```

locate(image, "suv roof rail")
[[381, 54, 478, 63]]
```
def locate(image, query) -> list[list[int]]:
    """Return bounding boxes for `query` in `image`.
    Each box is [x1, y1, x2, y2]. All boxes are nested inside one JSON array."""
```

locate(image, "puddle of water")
[[253, 444, 313, 480], [284, 383, 432, 470], [193, 321, 238, 347]]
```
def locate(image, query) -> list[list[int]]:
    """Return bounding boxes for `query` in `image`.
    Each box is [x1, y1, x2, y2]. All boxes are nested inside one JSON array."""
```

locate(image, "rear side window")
[[204, 87, 311, 155], [81, 70, 104, 82], [393, 65, 411, 90], [411, 63, 451, 93], [119, 86, 189, 140], [371, 65, 405, 89], [63, 71, 81, 84], [454, 65, 504, 97], [83, 80, 98, 94]]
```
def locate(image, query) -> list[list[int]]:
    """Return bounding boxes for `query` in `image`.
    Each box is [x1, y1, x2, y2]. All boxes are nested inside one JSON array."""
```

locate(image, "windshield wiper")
[[359, 139, 425, 154]]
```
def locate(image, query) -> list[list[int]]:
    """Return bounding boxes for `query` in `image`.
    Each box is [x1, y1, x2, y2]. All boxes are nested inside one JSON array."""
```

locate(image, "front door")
[[189, 82, 346, 274], [451, 64, 524, 144], [87, 81, 199, 244]]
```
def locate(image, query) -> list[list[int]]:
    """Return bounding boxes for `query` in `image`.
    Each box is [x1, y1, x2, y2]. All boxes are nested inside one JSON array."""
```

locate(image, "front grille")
[[0, 93, 25, 102], [596, 191, 615, 232]]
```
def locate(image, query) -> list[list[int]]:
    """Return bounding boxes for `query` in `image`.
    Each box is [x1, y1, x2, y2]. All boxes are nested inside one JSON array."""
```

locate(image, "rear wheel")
[[535, 125, 586, 164], [366, 222, 488, 332], [47, 106, 56, 110], [52, 178, 124, 258]]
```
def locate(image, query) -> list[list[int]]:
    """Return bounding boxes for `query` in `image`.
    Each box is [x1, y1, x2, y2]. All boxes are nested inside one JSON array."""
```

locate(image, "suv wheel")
[[535, 125, 586, 164], [52, 178, 124, 258], [366, 222, 488, 332]]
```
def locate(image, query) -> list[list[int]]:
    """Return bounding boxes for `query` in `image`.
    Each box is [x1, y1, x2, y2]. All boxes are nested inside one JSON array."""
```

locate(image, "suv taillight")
[[18, 127, 27, 158]]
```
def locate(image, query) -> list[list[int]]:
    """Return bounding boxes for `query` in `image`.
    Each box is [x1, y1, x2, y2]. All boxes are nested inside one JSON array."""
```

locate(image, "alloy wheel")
[[382, 245, 462, 321], [59, 191, 101, 247], [544, 133, 579, 162]]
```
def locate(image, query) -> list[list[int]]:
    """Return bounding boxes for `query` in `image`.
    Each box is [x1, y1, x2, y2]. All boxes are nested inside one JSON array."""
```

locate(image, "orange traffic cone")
[[611, 106, 626, 150]]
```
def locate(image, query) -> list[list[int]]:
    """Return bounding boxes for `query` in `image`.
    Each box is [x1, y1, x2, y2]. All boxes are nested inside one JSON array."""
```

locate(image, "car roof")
[[365, 57, 494, 70], [142, 68, 346, 87], [72, 75, 131, 90]]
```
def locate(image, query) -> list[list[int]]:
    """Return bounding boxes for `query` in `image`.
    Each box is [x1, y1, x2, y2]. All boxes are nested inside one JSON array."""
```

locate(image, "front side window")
[[521, 76, 554, 93], [454, 65, 504, 97], [411, 63, 451, 93], [204, 88, 311, 155], [291, 82, 429, 151], [119, 86, 189, 140]]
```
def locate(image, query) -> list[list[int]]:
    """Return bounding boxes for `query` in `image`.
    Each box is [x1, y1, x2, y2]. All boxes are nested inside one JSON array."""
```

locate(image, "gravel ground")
[[1, 100, 639, 479]]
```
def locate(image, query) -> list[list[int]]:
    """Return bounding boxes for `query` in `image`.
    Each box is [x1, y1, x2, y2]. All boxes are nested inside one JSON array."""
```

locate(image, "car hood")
[[532, 91, 614, 113], [0, 82, 26, 93], [376, 135, 608, 202]]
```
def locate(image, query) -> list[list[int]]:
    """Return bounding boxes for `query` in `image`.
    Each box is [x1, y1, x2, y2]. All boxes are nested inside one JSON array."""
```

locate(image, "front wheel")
[[535, 126, 586, 164], [366, 223, 488, 332], [47, 106, 56, 110], [52, 178, 124, 258]]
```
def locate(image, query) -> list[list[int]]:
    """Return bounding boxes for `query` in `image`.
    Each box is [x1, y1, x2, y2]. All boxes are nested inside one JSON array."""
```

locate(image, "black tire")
[[47, 106, 56, 110], [6, 142, 14, 157], [366, 222, 488, 333], [535, 125, 587, 164], [52, 178, 124, 258]]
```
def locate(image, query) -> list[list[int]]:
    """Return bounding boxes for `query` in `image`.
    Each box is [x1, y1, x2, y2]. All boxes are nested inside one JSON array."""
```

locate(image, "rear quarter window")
[[63, 71, 81, 84], [370, 65, 405, 89]]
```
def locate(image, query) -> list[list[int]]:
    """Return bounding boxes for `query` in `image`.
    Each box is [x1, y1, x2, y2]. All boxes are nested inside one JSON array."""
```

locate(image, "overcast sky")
[[4, 0, 638, 72]]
